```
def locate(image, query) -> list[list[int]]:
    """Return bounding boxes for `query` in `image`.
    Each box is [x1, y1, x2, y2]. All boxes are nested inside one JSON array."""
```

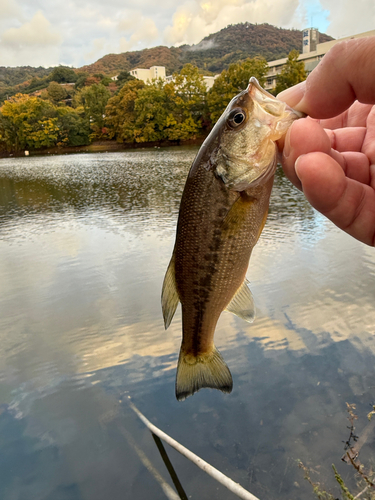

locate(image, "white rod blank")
[[128, 399, 261, 500]]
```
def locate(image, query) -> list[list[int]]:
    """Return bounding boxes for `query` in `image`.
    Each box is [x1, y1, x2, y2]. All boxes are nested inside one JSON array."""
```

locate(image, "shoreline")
[[0, 138, 206, 159]]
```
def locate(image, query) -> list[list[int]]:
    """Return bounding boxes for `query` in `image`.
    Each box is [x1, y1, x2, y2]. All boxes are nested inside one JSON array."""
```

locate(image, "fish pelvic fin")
[[225, 279, 255, 323], [175, 346, 233, 401], [161, 253, 180, 329]]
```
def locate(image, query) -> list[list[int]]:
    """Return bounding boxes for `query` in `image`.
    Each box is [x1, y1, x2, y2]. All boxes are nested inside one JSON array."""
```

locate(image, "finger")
[[278, 37, 375, 118], [340, 152, 371, 185], [280, 119, 331, 189], [295, 152, 375, 246], [280, 120, 372, 187], [318, 103, 373, 129], [362, 106, 375, 170], [324, 127, 367, 152]]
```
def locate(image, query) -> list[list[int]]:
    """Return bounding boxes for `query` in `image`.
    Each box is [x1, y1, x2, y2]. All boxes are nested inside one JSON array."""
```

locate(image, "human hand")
[[277, 37, 375, 246]]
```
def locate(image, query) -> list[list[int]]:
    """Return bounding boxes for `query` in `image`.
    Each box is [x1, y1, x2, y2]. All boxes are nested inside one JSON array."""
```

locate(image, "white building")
[[164, 73, 219, 90], [265, 28, 375, 91], [129, 66, 166, 83], [202, 75, 219, 90], [131, 66, 218, 90]]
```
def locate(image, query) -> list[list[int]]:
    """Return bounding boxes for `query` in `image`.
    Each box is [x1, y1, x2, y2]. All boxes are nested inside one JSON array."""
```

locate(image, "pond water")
[[0, 148, 374, 500]]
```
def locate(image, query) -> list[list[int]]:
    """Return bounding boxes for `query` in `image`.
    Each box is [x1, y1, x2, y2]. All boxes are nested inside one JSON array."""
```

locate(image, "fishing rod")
[[127, 397, 261, 500]]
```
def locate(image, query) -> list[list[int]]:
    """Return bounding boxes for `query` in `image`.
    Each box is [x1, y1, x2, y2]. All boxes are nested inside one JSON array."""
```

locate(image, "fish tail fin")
[[175, 346, 233, 401]]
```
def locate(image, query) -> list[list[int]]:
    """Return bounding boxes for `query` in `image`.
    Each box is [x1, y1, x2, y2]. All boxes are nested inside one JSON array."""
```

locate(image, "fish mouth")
[[247, 77, 306, 120]]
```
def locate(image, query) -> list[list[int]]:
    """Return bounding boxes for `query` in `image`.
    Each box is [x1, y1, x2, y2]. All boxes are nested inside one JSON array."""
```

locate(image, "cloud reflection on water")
[[0, 150, 375, 500]]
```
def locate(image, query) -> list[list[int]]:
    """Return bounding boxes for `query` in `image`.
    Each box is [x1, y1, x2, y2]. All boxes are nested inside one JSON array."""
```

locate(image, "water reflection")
[[0, 149, 374, 500]]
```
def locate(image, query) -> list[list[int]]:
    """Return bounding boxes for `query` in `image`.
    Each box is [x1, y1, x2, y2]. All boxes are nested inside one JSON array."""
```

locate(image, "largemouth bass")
[[162, 78, 302, 401]]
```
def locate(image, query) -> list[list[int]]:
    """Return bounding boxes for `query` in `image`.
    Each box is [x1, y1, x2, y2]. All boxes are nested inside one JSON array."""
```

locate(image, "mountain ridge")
[[0, 23, 334, 91], [79, 23, 334, 76]]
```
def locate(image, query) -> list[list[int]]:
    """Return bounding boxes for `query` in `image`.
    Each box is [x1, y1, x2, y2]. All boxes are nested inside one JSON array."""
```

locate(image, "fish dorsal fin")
[[225, 279, 255, 323], [161, 253, 180, 329]]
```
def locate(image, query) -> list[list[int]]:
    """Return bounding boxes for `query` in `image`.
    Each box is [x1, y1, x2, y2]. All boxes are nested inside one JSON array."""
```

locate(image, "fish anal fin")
[[175, 347, 233, 401], [225, 279, 255, 323], [161, 254, 180, 329]]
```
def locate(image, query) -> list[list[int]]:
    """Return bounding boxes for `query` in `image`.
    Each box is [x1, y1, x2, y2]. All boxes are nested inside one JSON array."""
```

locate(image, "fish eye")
[[228, 109, 246, 128]]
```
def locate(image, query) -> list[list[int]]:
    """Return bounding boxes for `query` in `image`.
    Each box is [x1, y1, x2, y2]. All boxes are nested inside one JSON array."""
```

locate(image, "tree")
[[207, 57, 269, 123], [132, 80, 172, 143], [75, 84, 111, 138], [0, 94, 58, 151], [49, 66, 77, 84], [55, 107, 90, 146], [105, 79, 145, 142], [74, 72, 89, 90], [116, 71, 136, 88], [274, 50, 307, 94], [47, 81, 68, 105], [163, 64, 207, 141]]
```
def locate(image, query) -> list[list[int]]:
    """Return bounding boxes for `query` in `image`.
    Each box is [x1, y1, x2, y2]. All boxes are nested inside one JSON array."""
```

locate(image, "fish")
[[162, 77, 303, 401]]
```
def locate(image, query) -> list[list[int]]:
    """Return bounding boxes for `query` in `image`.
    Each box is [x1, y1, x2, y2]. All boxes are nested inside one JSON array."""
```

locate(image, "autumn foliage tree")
[[163, 64, 207, 141], [275, 50, 307, 94], [0, 94, 58, 151], [0, 93, 90, 152], [74, 83, 111, 138], [47, 81, 68, 105], [105, 64, 207, 144], [207, 57, 269, 123], [105, 80, 145, 142]]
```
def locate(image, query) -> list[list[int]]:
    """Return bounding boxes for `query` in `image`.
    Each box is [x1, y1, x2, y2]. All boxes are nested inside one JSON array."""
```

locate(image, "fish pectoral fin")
[[161, 253, 180, 329], [225, 279, 255, 323], [175, 347, 233, 401], [222, 191, 255, 232]]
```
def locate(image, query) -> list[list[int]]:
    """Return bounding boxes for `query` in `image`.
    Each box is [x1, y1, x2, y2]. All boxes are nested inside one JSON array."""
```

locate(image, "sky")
[[0, 0, 374, 68]]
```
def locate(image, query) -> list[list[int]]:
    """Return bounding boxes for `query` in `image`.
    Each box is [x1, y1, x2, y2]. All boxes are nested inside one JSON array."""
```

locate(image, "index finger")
[[278, 37, 375, 119]]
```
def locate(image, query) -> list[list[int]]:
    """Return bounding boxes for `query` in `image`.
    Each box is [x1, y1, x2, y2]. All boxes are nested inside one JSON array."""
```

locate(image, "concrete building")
[[202, 75, 219, 90], [129, 66, 166, 83], [131, 66, 219, 90], [265, 28, 375, 91]]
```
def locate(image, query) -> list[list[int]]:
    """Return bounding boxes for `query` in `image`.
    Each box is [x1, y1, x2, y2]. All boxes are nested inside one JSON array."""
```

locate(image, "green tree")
[[164, 64, 207, 141], [207, 57, 268, 123], [75, 84, 111, 138], [49, 66, 77, 84], [55, 107, 91, 146], [100, 76, 112, 86], [105, 79, 145, 142], [0, 94, 58, 151], [74, 72, 89, 90], [47, 81, 68, 105], [133, 80, 172, 143], [116, 71, 136, 88], [275, 50, 307, 94]]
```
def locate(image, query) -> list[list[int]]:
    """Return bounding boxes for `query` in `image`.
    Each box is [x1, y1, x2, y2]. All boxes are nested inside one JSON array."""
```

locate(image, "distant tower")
[[302, 28, 319, 53]]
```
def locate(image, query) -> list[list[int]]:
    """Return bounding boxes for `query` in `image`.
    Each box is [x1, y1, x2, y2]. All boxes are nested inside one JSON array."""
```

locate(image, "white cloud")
[[119, 15, 159, 52], [0, 0, 373, 68], [163, 0, 302, 46], [84, 37, 107, 63], [0, 0, 22, 19], [321, 0, 375, 38], [0, 10, 62, 66], [2, 11, 61, 47]]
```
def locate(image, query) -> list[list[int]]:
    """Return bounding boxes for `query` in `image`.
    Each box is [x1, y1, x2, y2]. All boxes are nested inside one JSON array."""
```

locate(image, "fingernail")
[[277, 81, 306, 109], [294, 155, 305, 181], [282, 127, 292, 159]]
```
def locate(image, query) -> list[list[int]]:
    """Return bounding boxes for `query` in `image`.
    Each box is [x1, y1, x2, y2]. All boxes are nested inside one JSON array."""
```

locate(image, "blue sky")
[[0, 0, 373, 68]]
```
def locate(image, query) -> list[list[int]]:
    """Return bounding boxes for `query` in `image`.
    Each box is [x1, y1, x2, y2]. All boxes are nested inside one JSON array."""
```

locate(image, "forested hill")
[[0, 22, 334, 92], [80, 23, 334, 75]]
